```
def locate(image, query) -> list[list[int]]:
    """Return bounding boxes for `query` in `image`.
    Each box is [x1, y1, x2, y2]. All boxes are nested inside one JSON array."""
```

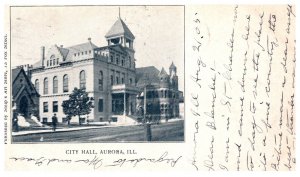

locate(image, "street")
[[12, 120, 184, 143]]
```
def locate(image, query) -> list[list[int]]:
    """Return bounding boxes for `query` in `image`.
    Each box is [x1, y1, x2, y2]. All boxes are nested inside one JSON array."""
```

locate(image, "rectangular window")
[[57, 58, 59, 64], [53, 59, 56, 65], [50, 60, 52, 66], [98, 99, 103, 112], [53, 101, 58, 112], [43, 102, 48, 112], [98, 79, 103, 91], [47, 60, 49, 66], [42, 117, 48, 123], [110, 56, 114, 63], [111, 75, 114, 85]]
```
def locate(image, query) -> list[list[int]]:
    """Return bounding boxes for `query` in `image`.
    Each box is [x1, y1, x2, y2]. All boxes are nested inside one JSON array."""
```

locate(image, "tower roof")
[[105, 18, 135, 40], [169, 61, 176, 69]]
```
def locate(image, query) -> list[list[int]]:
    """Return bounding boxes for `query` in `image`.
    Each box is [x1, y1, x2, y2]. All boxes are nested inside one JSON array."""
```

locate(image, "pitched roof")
[[64, 41, 98, 61], [136, 66, 160, 87], [67, 41, 98, 52], [12, 67, 22, 82], [105, 18, 135, 39], [159, 67, 168, 76], [58, 47, 69, 59]]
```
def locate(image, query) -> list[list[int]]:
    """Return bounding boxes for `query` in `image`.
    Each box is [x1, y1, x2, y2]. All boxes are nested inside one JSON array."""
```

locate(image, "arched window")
[[99, 71, 103, 91], [44, 78, 48, 94], [50, 55, 55, 67], [35, 79, 39, 93], [63, 74, 68, 93], [80, 70, 86, 89], [53, 76, 58, 94]]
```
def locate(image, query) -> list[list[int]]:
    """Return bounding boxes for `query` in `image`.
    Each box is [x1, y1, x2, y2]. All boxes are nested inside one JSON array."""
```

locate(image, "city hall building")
[[27, 17, 182, 124]]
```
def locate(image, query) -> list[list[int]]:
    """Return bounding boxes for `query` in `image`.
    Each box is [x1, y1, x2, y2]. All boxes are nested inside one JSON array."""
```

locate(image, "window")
[[85, 51, 87, 54], [57, 58, 59, 64], [50, 55, 55, 67], [74, 53, 77, 57], [35, 79, 39, 93], [53, 76, 58, 94], [42, 117, 48, 123], [82, 52, 84, 55], [98, 99, 103, 112], [63, 74, 68, 92], [47, 60, 49, 66], [43, 102, 48, 112], [116, 57, 119, 65], [121, 77, 124, 84], [89, 50, 91, 54], [110, 55, 114, 63], [80, 70, 86, 89], [53, 101, 58, 112], [129, 78, 132, 84], [99, 71, 103, 91], [122, 73, 125, 84], [44, 78, 48, 94], [121, 59, 124, 66], [110, 75, 114, 85]]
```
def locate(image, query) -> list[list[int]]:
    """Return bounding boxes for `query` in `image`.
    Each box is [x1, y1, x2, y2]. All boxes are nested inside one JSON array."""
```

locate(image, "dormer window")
[[49, 55, 56, 67]]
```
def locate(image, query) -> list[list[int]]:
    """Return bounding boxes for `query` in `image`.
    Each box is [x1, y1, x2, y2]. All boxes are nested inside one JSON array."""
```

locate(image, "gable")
[[12, 68, 39, 98]]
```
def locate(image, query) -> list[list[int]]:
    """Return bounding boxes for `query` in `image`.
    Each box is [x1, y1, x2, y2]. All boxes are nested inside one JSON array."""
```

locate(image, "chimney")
[[41, 46, 45, 66], [88, 37, 91, 42]]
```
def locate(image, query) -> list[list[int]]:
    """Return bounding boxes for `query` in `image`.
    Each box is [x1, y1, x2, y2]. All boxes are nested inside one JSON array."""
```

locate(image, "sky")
[[10, 6, 184, 91]]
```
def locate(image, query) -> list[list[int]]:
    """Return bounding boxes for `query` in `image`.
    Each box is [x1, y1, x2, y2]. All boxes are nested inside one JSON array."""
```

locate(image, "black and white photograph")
[[10, 6, 185, 143], [2, 2, 297, 173]]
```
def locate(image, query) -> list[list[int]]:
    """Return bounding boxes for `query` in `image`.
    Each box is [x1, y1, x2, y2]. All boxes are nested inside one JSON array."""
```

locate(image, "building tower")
[[159, 67, 170, 88], [169, 62, 178, 89], [105, 13, 135, 70]]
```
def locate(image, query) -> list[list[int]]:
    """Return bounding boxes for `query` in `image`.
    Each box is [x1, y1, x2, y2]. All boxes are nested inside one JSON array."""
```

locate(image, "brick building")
[[27, 16, 183, 124]]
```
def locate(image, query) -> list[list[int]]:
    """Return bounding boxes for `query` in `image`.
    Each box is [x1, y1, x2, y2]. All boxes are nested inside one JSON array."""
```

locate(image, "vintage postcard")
[[1, 2, 297, 174]]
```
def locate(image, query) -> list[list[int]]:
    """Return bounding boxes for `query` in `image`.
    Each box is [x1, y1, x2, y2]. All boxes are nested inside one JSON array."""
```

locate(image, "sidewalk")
[[12, 118, 183, 136], [12, 126, 110, 136]]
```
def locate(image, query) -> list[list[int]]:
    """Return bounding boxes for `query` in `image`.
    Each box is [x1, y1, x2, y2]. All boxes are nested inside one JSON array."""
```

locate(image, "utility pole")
[[143, 74, 151, 141]]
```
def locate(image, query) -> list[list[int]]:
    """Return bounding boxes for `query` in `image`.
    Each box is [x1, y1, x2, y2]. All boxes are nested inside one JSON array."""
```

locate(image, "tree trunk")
[[78, 115, 81, 125]]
